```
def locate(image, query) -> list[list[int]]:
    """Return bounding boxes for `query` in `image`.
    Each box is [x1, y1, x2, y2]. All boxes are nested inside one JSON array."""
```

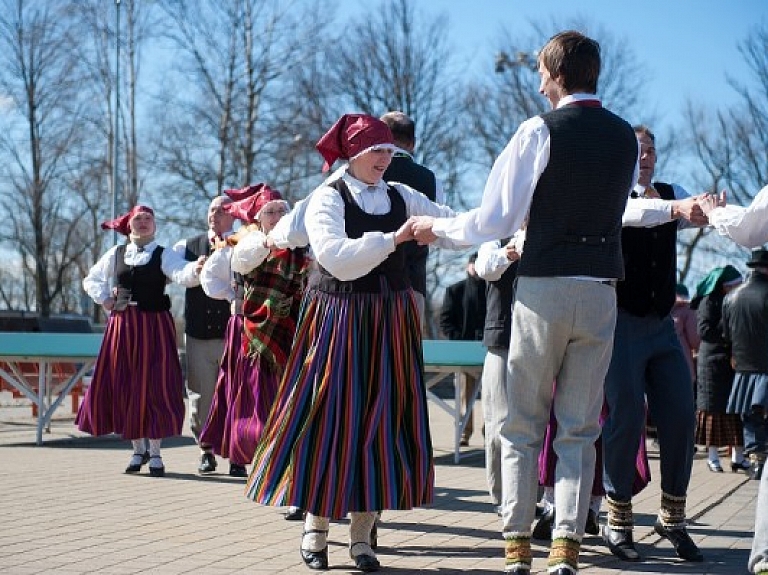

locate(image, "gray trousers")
[[185, 335, 225, 444]]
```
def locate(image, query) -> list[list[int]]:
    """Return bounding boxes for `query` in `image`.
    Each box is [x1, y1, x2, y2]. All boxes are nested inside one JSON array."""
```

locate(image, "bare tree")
[[0, 0, 93, 316]]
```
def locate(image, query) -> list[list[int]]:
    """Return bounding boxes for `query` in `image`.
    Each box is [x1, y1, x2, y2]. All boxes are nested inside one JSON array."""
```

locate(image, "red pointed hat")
[[223, 184, 283, 223], [223, 184, 264, 202], [316, 113, 395, 172], [100, 205, 154, 236]]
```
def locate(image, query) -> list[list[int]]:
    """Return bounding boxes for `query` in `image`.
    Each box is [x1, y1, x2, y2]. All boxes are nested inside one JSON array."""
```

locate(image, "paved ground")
[[0, 395, 757, 574]]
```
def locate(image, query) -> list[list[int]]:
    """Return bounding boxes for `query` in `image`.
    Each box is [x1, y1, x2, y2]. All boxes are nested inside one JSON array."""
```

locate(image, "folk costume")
[[199, 186, 309, 476], [244, 114, 456, 572], [77, 205, 200, 476]]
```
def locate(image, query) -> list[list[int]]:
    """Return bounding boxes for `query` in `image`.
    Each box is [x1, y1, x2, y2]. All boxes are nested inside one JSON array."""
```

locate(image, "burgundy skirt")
[[76, 306, 184, 440]]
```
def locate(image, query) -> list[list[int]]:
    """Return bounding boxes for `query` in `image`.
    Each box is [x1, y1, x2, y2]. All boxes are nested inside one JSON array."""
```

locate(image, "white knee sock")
[[302, 514, 329, 552], [349, 511, 377, 557], [708, 446, 720, 463], [131, 439, 146, 454]]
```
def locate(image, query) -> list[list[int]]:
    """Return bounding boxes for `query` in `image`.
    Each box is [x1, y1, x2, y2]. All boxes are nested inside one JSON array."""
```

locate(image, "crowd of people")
[[74, 28, 768, 575]]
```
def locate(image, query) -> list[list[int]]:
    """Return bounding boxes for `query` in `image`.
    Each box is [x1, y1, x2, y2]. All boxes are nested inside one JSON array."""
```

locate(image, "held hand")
[[411, 216, 438, 245], [504, 241, 521, 262], [394, 218, 416, 246], [671, 196, 708, 226], [103, 297, 115, 312], [699, 190, 727, 216]]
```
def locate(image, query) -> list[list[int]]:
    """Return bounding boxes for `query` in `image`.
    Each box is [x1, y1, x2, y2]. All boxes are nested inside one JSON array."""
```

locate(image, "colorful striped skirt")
[[75, 306, 184, 440], [244, 285, 434, 519], [200, 315, 281, 465]]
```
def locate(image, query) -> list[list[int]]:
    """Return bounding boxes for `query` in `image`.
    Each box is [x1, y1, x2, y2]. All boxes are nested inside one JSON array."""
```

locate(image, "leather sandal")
[[301, 529, 329, 570]]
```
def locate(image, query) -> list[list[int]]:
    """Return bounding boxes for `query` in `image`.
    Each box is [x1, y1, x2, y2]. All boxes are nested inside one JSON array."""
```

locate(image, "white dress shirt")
[[708, 184, 768, 248], [83, 241, 200, 305], [200, 246, 235, 301]]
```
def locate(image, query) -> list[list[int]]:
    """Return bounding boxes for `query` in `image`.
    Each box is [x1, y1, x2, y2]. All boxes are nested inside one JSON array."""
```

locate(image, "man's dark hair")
[[380, 111, 415, 145], [633, 124, 656, 143], [538, 30, 600, 94]]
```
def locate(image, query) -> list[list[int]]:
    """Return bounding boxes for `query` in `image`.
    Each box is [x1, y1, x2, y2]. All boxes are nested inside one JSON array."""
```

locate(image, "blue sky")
[[337, 0, 767, 128]]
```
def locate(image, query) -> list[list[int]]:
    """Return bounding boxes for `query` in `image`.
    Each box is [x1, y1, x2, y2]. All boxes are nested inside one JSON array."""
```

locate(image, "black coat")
[[439, 275, 487, 341], [696, 293, 734, 412]]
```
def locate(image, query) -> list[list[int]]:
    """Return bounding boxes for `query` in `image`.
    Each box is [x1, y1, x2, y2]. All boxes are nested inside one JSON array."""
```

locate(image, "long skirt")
[[200, 315, 280, 465], [539, 402, 651, 496], [728, 373, 768, 414], [75, 306, 184, 440], [695, 410, 743, 447], [244, 285, 434, 519]]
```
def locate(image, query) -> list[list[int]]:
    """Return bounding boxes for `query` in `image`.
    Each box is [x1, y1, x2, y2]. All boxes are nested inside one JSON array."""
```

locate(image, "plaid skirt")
[[75, 306, 184, 440], [244, 285, 434, 519], [695, 410, 743, 447]]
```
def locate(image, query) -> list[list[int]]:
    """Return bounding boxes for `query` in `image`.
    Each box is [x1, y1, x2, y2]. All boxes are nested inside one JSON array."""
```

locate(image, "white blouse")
[[200, 246, 236, 302], [83, 241, 200, 305]]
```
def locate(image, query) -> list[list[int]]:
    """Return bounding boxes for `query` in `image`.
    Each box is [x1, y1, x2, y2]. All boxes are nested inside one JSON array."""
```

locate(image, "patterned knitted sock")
[[302, 514, 329, 552], [548, 531, 580, 574], [605, 495, 633, 530], [658, 492, 687, 529], [349, 511, 377, 558], [504, 534, 532, 572]]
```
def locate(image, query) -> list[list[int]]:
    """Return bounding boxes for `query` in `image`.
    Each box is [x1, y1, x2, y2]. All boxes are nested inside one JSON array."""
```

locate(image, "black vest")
[[183, 234, 231, 339], [483, 256, 519, 349], [114, 245, 171, 312], [617, 182, 678, 318], [316, 179, 409, 293], [518, 105, 636, 279], [383, 155, 437, 297]]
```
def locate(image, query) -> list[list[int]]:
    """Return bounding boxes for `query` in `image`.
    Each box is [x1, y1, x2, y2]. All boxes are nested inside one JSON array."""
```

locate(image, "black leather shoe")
[[300, 547, 328, 570], [751, 462, 765, 481], [602, 525, 641, 562], [285, 506, 305, 521], [504, 569, 530, 574], [585, 509, 599, 535], [301, 529, 329, 570], [125, 452, 149, 474], [198, 452, 217, 474], [550, 569, 575, 575], [731, 459, 751, 473], [653, 521, 704, 562], [148, 456, 165, 478], [229, 463, 248, 477], [353, 553, 380, 572], [532, 508, 554, 541]]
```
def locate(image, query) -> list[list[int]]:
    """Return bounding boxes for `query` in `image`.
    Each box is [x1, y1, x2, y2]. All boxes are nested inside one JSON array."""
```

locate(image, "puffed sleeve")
[[231, 230, 270, 275], [161, 247, 200, 286], [83, 246, 118, 305], [201, 247, 236, 301]]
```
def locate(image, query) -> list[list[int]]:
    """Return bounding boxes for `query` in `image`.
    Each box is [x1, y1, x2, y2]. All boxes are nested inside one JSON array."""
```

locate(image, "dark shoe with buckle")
[[285, 506, 305, 521], [125, 452, 149, 474], [350, 542, 380, 572], [300, 529, 329, 570], [653, 521, 703, 562], [730, 459, 751, 473], [531, 507, 554, 541], [602, 525, 641, 562], [198, 452, 217, 474], [148, 456, 165, 478], [585, 509, 599, 535], [229, 463, 248, 477]]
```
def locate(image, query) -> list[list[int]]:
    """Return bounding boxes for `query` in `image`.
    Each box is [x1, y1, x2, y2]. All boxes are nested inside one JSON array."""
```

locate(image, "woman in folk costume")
[[77, 205, 202, 477], [691, 265, 750, 473], [244, 114, 458, 572], [199, 185, 309, 478]]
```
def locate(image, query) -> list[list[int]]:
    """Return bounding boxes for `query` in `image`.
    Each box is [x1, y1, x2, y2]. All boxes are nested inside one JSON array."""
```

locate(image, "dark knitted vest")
[[182, 234, 230, 339], [316, 179, 409, 293], [617, 182, 678, 318], [483, 255, 519, 349], [518, 105, 637, 279], [114, 245, 170, 312], [384, 155, 437, 297]]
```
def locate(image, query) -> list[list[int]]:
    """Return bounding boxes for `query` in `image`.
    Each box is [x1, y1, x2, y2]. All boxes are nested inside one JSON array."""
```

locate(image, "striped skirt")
[[244, 286, 434, 519], [539, 402, 651, 496], [75, 306, 184, 440], [200, 315, 281, 465]]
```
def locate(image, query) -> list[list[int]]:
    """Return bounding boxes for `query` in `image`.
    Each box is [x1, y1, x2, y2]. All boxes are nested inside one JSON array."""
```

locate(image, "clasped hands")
[[395, 216, 438, 246], [672, 191, 727, 226]]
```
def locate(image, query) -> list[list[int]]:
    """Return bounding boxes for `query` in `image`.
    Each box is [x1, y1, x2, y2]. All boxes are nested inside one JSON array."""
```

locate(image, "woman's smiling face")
[[348, 148, 394, 185]]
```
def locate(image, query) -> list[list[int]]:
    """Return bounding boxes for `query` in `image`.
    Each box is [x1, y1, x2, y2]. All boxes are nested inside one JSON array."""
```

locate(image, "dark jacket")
[[696, 293, 734, 412], [440, 274, 487, 341], [723, 272, 768, 373]]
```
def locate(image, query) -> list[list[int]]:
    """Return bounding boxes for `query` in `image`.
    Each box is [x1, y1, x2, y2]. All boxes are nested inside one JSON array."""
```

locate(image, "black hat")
[[746, 248, 768, 268]]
